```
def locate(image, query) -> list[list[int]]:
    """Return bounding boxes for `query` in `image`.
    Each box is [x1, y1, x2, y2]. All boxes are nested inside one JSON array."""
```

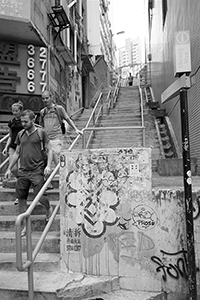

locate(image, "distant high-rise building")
[[118, 37, 142, 77]]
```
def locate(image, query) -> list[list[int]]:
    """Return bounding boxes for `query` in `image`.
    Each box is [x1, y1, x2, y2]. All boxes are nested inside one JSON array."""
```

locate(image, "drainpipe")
[[74, 23, 78, 72]]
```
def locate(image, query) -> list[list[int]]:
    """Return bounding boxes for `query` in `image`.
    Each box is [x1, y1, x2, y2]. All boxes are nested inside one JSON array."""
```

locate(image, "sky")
[[108, 0, 146, 49]]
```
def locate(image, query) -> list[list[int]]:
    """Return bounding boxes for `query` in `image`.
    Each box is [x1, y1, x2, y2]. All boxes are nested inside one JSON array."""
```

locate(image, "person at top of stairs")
[[2, 101, 24, 179], [128, 72, 133, 86], [4, 109, 53, 236]]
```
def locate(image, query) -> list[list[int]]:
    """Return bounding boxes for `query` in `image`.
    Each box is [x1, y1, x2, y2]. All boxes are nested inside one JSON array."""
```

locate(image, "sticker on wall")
[[130, 163, 140, 176], [132, 204, 157, 230]]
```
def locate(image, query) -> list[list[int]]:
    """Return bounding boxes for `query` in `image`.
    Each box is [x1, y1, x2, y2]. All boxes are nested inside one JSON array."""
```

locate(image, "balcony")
[[0, 1, 45, 46]]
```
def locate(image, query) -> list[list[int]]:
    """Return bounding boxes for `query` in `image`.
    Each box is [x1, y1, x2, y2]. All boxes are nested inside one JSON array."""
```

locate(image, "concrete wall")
[[87, 0, 101, 55], [145, 0, 200, 173], [59, 147, 200, 294]]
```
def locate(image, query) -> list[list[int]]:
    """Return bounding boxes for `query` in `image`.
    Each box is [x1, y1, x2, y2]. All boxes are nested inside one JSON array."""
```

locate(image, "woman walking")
[[2, 101, 24, 180]]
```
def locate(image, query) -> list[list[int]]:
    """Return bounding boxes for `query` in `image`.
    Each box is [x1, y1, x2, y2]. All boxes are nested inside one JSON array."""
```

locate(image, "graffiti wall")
[[60, 147, 197, 294]]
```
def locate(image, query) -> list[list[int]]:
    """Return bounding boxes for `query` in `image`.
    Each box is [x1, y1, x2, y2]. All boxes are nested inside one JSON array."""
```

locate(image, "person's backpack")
[[40, 105, 66, 134], [18, 126, 48, 167]]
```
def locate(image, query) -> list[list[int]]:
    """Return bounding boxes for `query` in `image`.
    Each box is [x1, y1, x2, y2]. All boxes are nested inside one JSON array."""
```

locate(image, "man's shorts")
[[16, 169, 45, 200], [49, 138, 63, 156]]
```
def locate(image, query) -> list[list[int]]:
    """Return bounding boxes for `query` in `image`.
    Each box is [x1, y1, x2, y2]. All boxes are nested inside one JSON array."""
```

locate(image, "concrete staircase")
[[0, 86, 163, 299], [88, 86, 162, 170]]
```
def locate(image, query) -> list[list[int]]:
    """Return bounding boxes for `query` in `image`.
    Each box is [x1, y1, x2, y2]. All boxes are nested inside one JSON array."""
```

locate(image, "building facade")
[[0, 0, 112, 123], [86, 0, 113, 85], [144, 0, 200, 172], [118, 37, 142, 79]]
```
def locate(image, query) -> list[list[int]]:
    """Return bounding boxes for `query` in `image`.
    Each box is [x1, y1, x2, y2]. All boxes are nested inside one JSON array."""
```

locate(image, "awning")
[[81, 55, 94, 72], [0, 17, 45, 46]]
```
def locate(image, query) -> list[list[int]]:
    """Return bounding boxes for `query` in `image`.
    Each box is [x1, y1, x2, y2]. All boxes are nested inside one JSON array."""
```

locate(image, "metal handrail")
[[83, 125, 145, 131], [0, 157, 9, 171], [138, 85, 146, 147], [70, 107, 84, 119], [143, 85, 165, 158], [15, 131, 83, 300], [0, 133, 9, 174], [14, 76, 144, 299], [82, 92, 104, 149], [0, 133, 9, 144]]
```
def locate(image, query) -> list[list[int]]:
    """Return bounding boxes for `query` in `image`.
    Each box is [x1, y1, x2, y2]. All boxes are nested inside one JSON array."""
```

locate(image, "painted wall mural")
[[60, 147, 196, 294]]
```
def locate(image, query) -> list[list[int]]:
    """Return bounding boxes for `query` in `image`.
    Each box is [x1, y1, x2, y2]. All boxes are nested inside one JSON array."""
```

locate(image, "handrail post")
[[92, 112, 96, 139], [82, 130, 86, 149], [142, 127, 146, 147], [26, 216, 34, 300], [101, 95, 103, 117]]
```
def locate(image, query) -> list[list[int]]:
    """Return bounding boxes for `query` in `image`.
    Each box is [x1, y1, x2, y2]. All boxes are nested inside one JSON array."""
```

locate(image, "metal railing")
[[0, 133, 9, 175], [143, 84, 165, 159], [14, 94, 113, 300], [82, 75, 146, 148], [15, 132, 82, 300], [82, 91, 104, 149], [138, 85, 146, 147], [1, 76, 147, 299]]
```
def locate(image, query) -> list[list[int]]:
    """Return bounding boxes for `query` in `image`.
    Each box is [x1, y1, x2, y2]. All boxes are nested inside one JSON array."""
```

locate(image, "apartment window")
[[162, 0, 168, 27]]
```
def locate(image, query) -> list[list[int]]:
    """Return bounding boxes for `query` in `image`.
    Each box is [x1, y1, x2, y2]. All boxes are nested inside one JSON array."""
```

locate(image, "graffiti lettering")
[[67, 245, 81, 251], [151, 249, 188, 281], [193, 196, 200, 220], [132, 205, 157, 230], [117, 222, 129, 230], [137, 220, 155, 227]]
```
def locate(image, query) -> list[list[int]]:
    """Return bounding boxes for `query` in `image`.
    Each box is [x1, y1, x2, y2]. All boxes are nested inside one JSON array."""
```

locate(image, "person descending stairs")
[[0, 84, 164, 300]]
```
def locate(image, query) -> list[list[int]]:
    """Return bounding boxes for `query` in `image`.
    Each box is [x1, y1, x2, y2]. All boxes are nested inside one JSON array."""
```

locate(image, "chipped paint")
[[59, 147, 199, 294]]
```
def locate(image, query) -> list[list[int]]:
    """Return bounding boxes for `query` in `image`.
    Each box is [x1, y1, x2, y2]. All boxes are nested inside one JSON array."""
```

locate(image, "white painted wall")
[[60, 147, 200, 295], [87, 0, 101, 55]]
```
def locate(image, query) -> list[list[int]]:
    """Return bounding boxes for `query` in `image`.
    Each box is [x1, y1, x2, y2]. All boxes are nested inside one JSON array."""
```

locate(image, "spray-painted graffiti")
[[65, 227, 81, 252], [132, 205, 157, 230], [193, 195, 200, 220], [64, 149, 151, 239], [107, 231, 155, 264], [138, 232, 155, 252], [151, 249, 188, 281]]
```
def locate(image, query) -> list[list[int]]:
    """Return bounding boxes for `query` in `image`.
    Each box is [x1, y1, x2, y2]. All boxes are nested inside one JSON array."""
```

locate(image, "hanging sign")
[[174, 30, 191, 77]]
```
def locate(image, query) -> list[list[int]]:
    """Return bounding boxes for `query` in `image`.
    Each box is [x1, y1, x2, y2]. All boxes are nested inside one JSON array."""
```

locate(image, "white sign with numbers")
[[27, 45, 47, 93]]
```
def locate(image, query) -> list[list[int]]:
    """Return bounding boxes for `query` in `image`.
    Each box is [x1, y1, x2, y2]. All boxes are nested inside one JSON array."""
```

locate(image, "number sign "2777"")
[[27, 45, 47, 93]]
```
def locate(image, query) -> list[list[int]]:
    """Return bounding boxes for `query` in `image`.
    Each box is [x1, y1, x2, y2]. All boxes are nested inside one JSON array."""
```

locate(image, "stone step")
[[98, 121, 142, 126], [90, 143, 143, 149], [92, 136, 143, 142], [0, 214, 60, 232], [0, 200, 59, 216], [0, 253, 60, 272], [86, 290, 163, 300], [0, 271, 119, 300], [0, 231, 60, 253], [1, 177, 60, 189], [93, 130, 143, 136], [0, 185, 59, 197], [100, 114, 141, 119]]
